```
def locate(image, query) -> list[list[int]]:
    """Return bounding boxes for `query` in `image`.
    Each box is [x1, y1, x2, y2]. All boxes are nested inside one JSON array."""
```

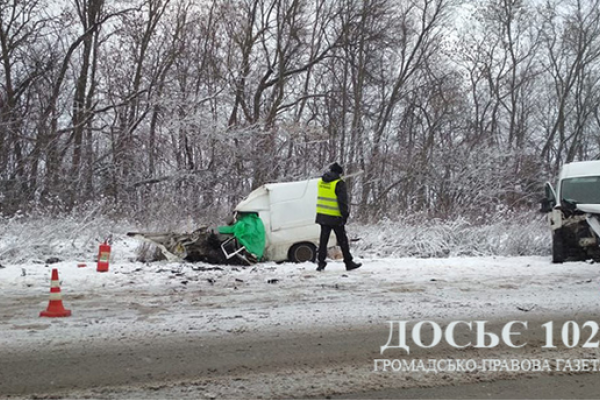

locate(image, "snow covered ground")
[[1, 233, 598, 349], [1, 216, 599, 399]]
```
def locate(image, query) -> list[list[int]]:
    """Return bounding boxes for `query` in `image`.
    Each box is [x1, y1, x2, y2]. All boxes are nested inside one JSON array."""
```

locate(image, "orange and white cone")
[[40, 268, 72, 318]]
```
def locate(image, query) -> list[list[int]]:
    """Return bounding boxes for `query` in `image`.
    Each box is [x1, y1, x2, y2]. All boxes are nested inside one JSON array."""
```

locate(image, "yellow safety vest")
[[317, 179, 342, 217]]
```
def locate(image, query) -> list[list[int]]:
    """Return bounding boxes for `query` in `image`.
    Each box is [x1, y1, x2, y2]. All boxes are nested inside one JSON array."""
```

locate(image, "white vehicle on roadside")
[[541, 160, 600, 263], [129, 178, 338, 264], [231, 178, 336, 263]]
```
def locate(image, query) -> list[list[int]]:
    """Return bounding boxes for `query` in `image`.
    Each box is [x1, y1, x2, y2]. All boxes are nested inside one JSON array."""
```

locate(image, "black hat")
[[329, 162, 343, 174]]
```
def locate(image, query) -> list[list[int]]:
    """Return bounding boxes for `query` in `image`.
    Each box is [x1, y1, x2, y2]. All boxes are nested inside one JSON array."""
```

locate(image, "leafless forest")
[[1, 0, 600, 223]]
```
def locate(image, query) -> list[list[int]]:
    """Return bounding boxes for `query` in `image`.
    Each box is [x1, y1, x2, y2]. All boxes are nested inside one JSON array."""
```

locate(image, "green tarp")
[[218, 214, 266, 260]]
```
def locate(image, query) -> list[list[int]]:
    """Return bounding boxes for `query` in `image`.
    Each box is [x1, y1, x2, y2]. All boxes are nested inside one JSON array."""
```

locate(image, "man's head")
[[329, 162, 343, 175]]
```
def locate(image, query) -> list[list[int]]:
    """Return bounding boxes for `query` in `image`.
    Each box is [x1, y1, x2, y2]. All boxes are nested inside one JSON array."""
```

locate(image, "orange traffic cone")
[[40, 268, 72, 318]]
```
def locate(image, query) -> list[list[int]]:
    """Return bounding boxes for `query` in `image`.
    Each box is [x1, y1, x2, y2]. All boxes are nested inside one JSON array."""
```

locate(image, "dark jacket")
[[315, 170, 350, 226]]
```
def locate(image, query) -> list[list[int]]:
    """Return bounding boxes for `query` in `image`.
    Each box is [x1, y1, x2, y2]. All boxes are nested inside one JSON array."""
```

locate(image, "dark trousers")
[[318, 224, 353, 265]]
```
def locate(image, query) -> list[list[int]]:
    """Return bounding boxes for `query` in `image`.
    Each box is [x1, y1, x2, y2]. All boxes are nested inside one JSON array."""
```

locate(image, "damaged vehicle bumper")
[[549, 203, 600, 263]]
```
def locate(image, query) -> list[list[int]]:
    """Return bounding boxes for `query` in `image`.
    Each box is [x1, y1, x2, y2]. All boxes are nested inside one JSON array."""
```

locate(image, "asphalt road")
[[0, 325, 387, 396], [337, 373, 600, 399], [2, 315, 600, 399]]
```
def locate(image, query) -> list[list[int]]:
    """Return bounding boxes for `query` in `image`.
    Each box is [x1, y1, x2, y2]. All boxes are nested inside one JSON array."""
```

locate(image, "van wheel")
[[552, 231, 565, 263], [288, 243, 317, 263]]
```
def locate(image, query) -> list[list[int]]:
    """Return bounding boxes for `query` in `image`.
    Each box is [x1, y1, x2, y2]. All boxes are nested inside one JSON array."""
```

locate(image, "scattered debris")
[[0, 263, 5, 269], [235, 278, 244, 283], [321, 284, 340, 290], [21, 268, 26, 277], [267, 279, 279, 284], [45, 257, 61, 264], [516, 305, 536, 312], [191, 266, 224, 272], [207, 278, 216, 285]]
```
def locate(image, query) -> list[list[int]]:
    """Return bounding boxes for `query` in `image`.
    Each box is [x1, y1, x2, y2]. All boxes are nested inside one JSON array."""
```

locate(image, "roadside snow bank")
[[0, 212, 136, 264], [0, 212, 549, 265], [352, 213, 549, 258]]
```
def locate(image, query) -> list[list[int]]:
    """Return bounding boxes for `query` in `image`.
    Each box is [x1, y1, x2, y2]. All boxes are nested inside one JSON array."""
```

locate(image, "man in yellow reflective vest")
[[315, 162, 362, 272]]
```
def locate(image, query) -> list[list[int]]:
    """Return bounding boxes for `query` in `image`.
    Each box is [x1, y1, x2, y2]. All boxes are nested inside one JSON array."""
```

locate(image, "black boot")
[[316, 262, 326, 272], [345, 261, 362, 271]]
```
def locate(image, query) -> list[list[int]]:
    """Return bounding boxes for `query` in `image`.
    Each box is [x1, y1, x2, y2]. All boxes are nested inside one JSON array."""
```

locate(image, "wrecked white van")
[[541, 160, 600, 263], [230, 178, 335, 263], [128, 178, 337, 264]]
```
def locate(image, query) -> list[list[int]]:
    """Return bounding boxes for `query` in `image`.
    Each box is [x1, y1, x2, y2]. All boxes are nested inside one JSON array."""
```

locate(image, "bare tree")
[[0, 0, 51, 212], [220, 0, 355, 187], [67, 0, 106, 208], [539, 0, 600, 170], [357, 0, 452, 217]]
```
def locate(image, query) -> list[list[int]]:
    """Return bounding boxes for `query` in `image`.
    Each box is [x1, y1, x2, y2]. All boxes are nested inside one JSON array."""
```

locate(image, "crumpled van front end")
[[541, 160, 600, 263]]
